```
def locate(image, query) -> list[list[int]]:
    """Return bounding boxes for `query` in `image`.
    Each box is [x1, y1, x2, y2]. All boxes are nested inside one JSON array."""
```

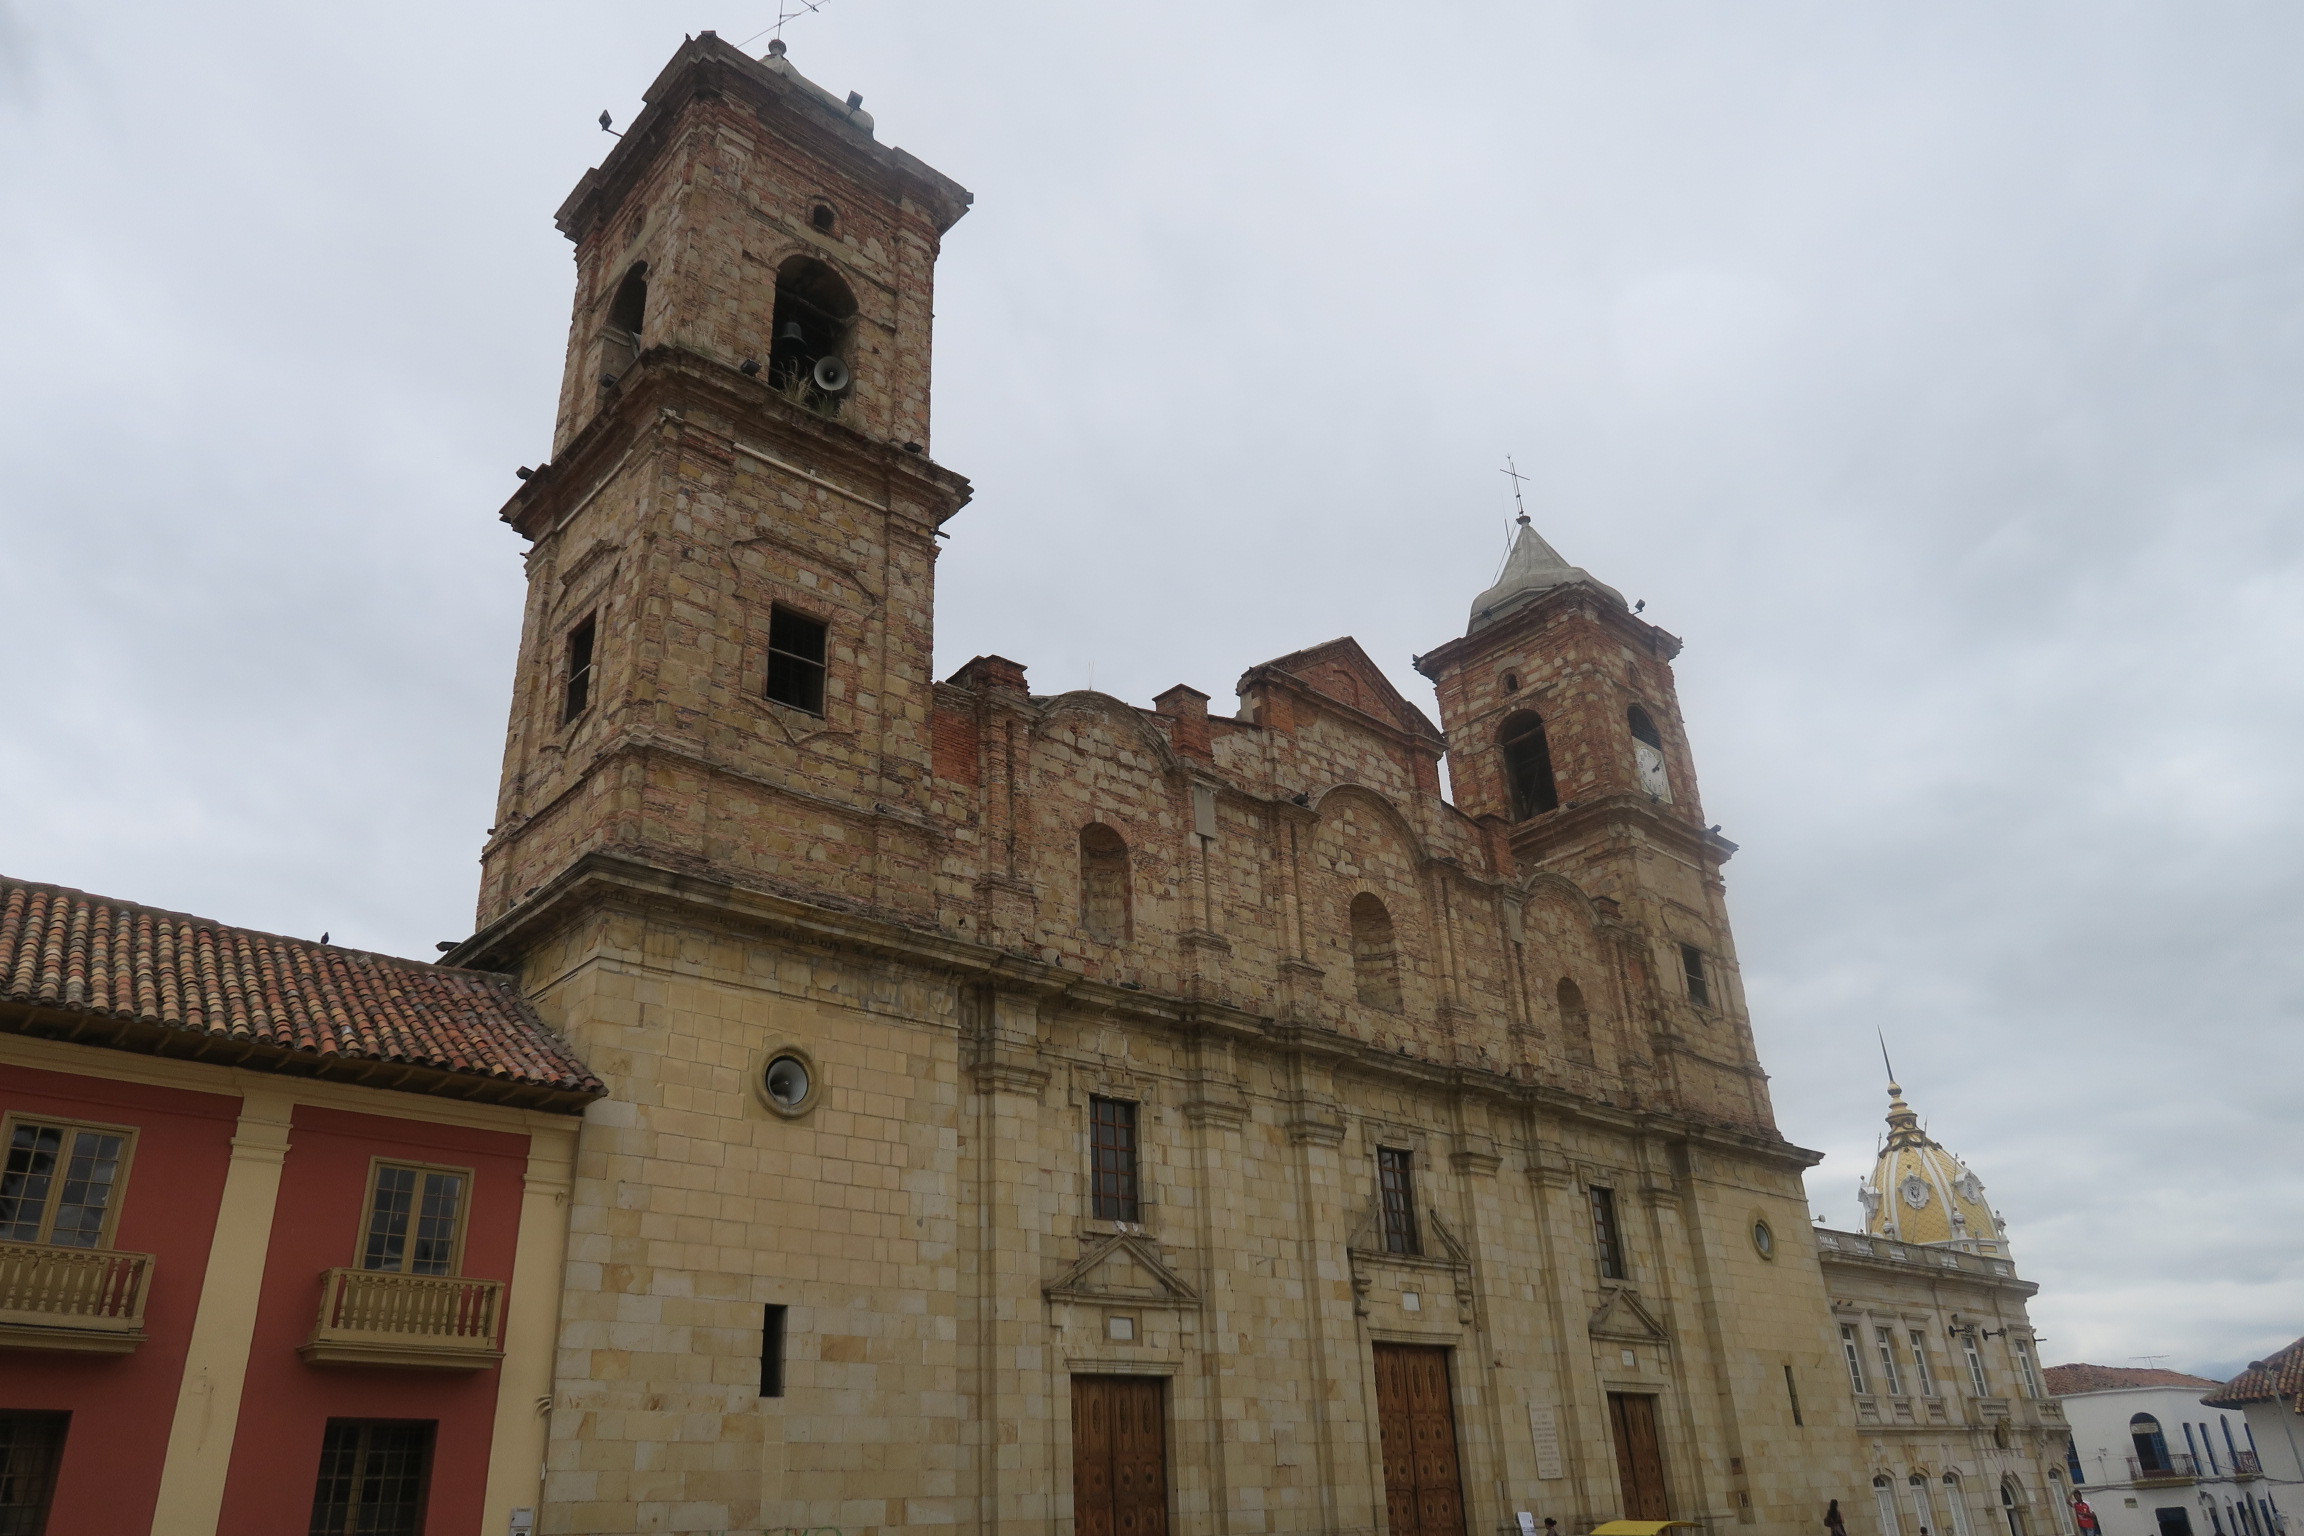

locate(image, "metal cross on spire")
[[1499, 456, 1532, 527]]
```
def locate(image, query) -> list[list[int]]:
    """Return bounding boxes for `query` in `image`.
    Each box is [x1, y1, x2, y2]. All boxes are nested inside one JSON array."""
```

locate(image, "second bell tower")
[[471, 33, 974, 933], [1416, 514, 1759, 1086]]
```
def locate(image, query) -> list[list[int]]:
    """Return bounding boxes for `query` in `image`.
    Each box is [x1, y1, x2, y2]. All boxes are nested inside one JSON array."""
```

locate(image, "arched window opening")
[[769, 255, 858, 411], [1501, 671, 1521, 694], [2003, 1479, 2031, 1536], [1349, 894, 1402, 1012], [1555, 977, 1593, 1065], [1944, 1474, 1978, 1536], [1879, 1477, 1906, 1536], [1500, 711, 1559, 821], [1628, 703, 1672, 802], [1912, 1473, 1939, 1536], [1079, 824, 1131, 943], [601, 261, 649, 380], [2133, 1415, 2173, 1475], [810, 202, 838, 233]]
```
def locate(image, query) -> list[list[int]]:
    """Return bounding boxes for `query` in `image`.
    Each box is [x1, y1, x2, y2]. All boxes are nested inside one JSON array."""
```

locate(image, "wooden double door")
[[1606, 1392, 1669, 1520], [1373, 1344, 1468, 1536], [1072, 1375, 1169, 1536]]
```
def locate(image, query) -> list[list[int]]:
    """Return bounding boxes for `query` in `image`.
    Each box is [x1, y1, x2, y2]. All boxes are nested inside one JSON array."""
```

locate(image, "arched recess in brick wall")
[[1079, 824, 1131, 943], [1518, 877, 1621, 1077], [1554, 976, 1594, 1065], [1349, 894, 1403, 1012], [1308, 786, 1430, 1027], [1021, 698, 1182, 955]]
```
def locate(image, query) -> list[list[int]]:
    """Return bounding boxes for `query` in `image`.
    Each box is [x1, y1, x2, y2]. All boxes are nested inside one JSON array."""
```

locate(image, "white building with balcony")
[[2048, 1364, 2282, 1536]]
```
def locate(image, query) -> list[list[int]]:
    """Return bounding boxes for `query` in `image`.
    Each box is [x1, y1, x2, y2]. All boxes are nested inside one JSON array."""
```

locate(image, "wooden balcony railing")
[[2129, 1454, 2198, 1484], [0, 1239, 153, 1353], [300, 1267, 505, 1370]]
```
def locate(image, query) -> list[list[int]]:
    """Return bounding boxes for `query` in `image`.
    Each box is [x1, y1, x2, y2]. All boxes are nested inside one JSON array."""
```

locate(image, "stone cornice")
[[554, 33, 972, 249], [1414, 580, 1684, 679], [451, 854, 1825, 1171], [498, 345, 972, 544]]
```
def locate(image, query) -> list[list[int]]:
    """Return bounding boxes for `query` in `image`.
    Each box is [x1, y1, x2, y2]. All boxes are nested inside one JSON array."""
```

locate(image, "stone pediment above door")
[[1044, 1233, 1200, 1308], [1588, 1286, 1671, 1343]]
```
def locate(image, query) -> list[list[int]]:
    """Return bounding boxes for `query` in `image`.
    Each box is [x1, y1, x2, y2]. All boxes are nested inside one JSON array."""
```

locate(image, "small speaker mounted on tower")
[[810, 355, 852, 397]]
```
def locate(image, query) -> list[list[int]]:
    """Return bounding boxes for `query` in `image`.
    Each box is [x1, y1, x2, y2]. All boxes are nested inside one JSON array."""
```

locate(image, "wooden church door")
[[1072, 1375, 1169, 1536], [1607, 1392, 1670, 1520], [1373, 1344, 1468, 1536]]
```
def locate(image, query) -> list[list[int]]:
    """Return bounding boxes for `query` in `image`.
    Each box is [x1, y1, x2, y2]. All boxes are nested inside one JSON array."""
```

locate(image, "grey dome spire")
[[1468, 517, 1625, 631]]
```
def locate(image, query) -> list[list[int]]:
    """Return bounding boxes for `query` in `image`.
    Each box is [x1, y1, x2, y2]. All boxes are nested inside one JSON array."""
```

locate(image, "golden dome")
[[1857, 1083, 2007, 1256]]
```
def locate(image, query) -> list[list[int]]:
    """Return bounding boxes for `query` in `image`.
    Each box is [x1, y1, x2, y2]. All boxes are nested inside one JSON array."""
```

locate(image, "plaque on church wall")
[[1529, 1404, 1566, 1479]]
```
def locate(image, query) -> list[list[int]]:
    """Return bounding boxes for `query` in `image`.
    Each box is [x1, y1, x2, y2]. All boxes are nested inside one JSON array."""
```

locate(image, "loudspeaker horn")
[[811, 355, 852, 396]]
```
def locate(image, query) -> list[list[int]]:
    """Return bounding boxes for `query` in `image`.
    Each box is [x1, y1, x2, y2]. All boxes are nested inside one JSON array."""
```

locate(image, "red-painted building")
[[0, 877, 603, 1535]]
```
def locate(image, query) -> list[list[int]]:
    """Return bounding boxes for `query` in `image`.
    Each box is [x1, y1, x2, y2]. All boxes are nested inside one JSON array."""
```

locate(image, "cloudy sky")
[[5, 1, 2301, 1377]]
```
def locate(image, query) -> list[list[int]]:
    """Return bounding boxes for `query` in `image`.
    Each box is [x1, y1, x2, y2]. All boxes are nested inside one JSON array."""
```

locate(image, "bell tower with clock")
[[1415, 512, 1760, 1089]]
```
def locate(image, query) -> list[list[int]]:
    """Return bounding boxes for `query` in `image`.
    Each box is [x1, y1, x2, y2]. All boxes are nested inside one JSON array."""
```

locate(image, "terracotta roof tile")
[[0, 876, 602, 1106], [2045, 1363, 2224, 1396], [2203, 1336, 2304, 1408]]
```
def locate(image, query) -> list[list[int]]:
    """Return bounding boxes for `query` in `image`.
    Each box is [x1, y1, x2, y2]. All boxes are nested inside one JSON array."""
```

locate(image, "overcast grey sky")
[[4, 1, 2300, 1377]]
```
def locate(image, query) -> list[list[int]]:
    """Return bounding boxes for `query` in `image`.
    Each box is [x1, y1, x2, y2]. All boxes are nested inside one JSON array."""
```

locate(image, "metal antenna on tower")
[[740, 0, 833, 50], [1878, 1028, 1898, 1088], [1500, 456, 1533, 527]]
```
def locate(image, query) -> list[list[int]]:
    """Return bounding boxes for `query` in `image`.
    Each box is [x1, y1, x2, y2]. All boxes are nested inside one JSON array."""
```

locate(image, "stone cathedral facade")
[[448, 31, 1883, 1536]]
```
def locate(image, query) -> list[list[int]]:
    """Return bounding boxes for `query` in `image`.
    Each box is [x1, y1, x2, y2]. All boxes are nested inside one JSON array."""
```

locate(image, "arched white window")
[[2003, 1477, 2031, 1536], [1911, 1473, 1938, 1536], [1877, 1477, 1905, 1536], [1944, 1473, 1977, 1536]]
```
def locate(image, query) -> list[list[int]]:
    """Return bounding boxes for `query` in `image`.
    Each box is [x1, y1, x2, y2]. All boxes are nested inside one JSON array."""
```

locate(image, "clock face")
[[1900, 1174, 1933, 1210], [1634, 742, 1672, 803]]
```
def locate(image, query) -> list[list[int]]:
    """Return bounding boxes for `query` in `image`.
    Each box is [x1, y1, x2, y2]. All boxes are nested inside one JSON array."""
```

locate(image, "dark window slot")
[[563, 615, 597, 723], [1591, 1185, 1627, 1280], [765, 607, 828, 714], [1089, 1098, 1140, 1223], [761, 1303, 788, 1398], [1378, 1147, 1420, 1256]]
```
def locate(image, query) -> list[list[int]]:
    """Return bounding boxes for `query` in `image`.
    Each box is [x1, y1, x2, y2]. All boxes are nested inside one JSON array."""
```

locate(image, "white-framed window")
[[1876, 1328, 1906, 1396], [1843, 1325, 1870, 1394], [1944, 1475, 1977, 1536], [1963, 1334, 1991, 1396], [1878, 1477, 1905, 1536], [2013, 1338, 2043, 1399], [1911, 1474, 1938, 1536], [1910, 1329, 1938, 1394]]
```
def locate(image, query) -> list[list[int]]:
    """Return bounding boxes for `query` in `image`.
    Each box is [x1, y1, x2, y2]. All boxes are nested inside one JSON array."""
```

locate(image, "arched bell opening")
[[768, 255, 858, 412]]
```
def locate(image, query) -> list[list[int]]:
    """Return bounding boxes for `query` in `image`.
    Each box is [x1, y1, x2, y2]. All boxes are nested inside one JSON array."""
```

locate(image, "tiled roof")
[[0, 876, 602, 1107], [2045, 1363, 2224, 1396], [2203, 1337, 2304, 1408]]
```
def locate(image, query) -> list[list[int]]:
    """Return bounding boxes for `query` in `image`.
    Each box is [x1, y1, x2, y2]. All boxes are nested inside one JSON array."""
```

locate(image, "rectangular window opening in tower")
[[1680, 944, 1710, 1009], [562, 615, 596, 723], [766, 607, 828, 715]]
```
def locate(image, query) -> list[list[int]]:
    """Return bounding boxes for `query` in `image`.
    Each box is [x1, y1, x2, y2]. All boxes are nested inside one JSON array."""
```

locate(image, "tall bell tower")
[[471, 33, 973, 934], [1415, 514, 1770, 1122]]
